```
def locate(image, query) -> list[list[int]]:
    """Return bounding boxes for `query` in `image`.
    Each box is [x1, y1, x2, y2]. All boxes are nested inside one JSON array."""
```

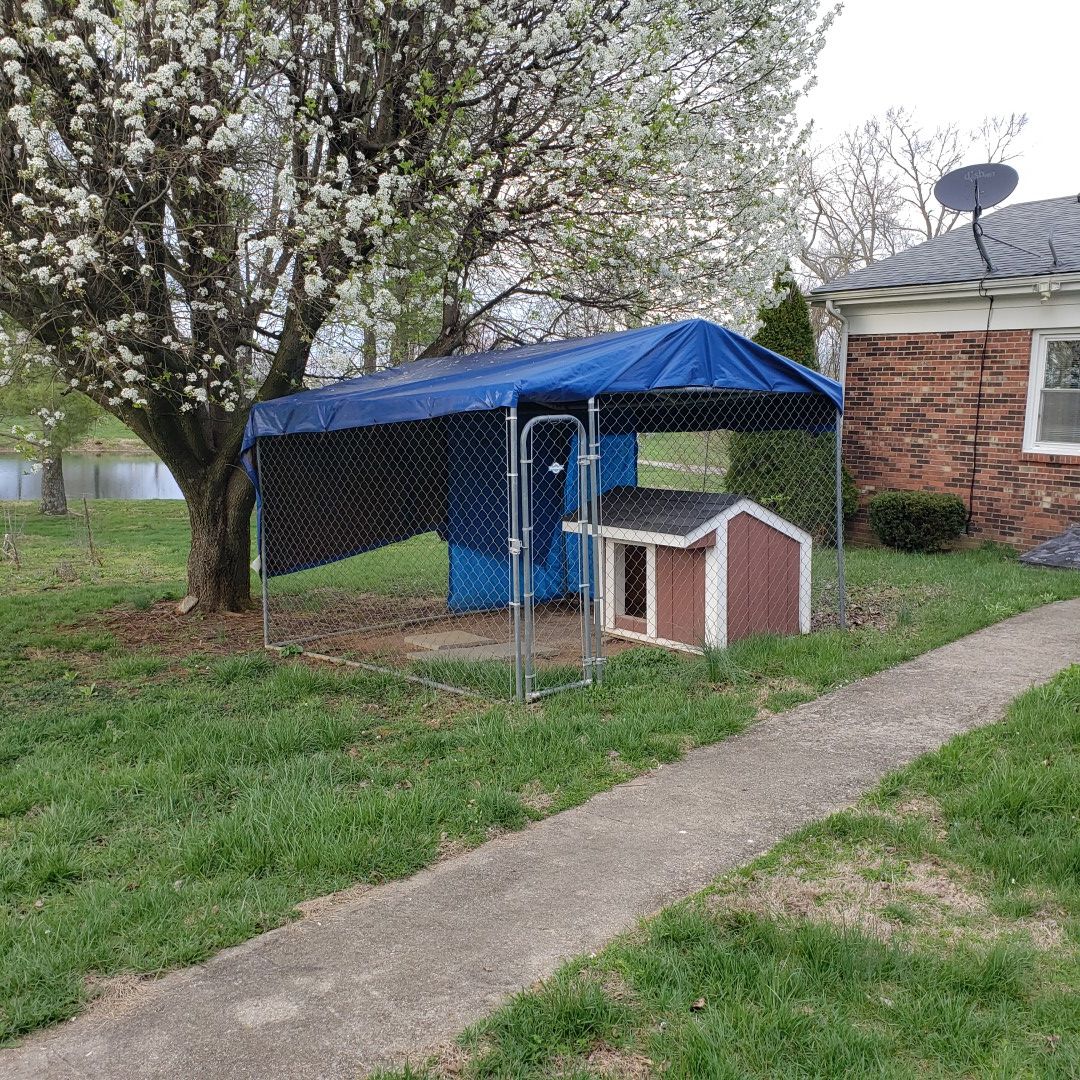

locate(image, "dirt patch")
[[422, 1042, 473, 1077], [868, 795, 950, 842], [518, 780, 556, 814], [437, 831, 473, 862], [748, 677, 818, 718], [707, 842, 1064, 951], [88, 600, 264, 658], [293, 881, 374, 921], [598, 968, 637, 1004], [72, 597, 641, 694], [309, 602, 638, 673], [578, 1043, 655, 1078], [708, 862, 910, 942], [83, 972, 159, 1022], [813, 582, 948, 633]]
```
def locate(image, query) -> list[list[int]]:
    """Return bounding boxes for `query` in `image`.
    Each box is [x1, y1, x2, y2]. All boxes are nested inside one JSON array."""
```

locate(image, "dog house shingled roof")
[[565, 485, 744, 537]]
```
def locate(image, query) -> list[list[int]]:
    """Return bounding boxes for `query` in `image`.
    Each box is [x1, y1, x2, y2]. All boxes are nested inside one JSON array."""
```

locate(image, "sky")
[[801, 0, 1080, 203]]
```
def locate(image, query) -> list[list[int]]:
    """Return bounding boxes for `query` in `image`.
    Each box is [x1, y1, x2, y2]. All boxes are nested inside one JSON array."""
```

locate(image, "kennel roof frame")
[[241, 317, 842, 470]]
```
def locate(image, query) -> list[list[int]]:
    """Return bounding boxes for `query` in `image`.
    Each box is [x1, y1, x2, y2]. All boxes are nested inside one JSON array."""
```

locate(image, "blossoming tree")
[[0, 367, 101, 514], [0, 0, 830, 609]]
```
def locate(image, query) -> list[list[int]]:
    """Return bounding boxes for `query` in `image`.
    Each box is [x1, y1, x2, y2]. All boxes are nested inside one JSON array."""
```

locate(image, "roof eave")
[[810, 271, 1080, 308]]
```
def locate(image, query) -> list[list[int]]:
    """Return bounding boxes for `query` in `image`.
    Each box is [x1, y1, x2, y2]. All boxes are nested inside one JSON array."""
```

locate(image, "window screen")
[[1039, 339, 1080, 445]]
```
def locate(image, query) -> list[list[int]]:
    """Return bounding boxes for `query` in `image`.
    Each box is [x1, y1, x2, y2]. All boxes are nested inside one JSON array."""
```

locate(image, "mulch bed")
[[91, 600, 265, 658], [78, 599, 635, 678]]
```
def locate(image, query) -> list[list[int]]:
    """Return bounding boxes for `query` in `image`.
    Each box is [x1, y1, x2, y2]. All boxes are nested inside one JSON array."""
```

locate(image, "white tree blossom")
[[0, 0, 832, 605]]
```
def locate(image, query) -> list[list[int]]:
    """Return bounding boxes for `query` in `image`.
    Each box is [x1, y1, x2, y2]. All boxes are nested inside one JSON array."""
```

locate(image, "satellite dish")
[[934, 163, 1020, 273], [934, 163, 1018, 212]]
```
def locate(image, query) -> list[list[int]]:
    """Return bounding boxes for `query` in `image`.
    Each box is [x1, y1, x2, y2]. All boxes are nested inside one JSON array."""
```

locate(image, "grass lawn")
[[74, 411, 150, 453], [382, 666, 1080, 1079], [2, 500, 1079, 1045]]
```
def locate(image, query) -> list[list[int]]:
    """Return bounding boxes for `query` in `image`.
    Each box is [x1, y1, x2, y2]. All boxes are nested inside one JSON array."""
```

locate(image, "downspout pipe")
[[824, 298, 849, 388]]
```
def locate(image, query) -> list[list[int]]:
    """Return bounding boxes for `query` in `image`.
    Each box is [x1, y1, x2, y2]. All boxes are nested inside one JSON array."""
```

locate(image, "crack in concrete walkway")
[[4, 600, 1079, 1080]]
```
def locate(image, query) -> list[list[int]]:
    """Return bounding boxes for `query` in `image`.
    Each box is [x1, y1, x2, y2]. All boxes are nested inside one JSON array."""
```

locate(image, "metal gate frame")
[[510, 404, 604, 702]]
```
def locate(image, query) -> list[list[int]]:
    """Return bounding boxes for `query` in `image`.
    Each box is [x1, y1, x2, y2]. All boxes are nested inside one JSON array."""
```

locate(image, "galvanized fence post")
[[834, 406, 847, 631], [507, 408, 525, 703], [254, 437, 271, 649], [587, 397, 604, 685]]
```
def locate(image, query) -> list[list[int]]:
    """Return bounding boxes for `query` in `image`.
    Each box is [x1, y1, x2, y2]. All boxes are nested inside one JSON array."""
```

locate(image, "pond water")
[[0, 453, 183, 500]]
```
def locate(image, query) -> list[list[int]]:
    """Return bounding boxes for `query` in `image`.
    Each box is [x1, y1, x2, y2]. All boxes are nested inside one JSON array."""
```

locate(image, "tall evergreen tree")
[[726, 267, 855, 537], [754, 269, 818, 371]]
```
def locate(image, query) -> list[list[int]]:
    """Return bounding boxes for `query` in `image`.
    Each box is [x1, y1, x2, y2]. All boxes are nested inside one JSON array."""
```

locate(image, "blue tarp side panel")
[[445, 412, 511, 613], [446, 431, 637, 613], [242, 319, 842, 484]]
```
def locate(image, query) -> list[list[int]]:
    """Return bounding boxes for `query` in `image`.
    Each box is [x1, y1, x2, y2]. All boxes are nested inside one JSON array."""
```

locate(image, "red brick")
[[843, 330, 1078, 549]]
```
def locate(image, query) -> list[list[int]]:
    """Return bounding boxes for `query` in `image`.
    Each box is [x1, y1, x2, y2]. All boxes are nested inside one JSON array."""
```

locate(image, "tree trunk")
[[182, 466, 256, 611], [362, 327, 377, 373], [39, 454, 68, 515]]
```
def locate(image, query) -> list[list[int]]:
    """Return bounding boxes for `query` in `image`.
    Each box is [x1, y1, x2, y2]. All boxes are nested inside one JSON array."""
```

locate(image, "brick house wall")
[[843, 329, 1079, 549]]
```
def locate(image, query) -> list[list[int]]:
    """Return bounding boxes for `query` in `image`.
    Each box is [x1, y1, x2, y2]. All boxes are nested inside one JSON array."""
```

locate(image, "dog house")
[[563, 487, 811, 652]]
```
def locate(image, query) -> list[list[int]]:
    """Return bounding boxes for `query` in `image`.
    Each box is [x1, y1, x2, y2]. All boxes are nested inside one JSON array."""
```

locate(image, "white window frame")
[[1023, 328, 1080, 456]]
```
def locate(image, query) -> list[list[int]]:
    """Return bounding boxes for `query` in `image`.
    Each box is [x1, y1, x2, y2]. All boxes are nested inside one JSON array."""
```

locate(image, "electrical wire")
[[966, 285, 994, 533]]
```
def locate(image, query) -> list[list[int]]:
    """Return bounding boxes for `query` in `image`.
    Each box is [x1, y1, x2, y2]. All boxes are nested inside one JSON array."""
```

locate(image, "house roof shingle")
[[811, 196, 1080, 296]]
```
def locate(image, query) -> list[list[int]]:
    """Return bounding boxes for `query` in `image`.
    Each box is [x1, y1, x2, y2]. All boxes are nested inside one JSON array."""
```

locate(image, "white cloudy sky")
[[801, 0, 1080, 202]]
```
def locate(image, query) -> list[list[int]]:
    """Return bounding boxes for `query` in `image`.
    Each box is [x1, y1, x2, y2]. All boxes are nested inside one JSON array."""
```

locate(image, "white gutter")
[[810, 270, 1080, 309], [824, 297, 849, 391]]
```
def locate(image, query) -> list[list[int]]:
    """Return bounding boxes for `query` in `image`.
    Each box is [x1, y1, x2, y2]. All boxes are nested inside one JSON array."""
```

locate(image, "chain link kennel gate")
[[244, 320, 847, 702]]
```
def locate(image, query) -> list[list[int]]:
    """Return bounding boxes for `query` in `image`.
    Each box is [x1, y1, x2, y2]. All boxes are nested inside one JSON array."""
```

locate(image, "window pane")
[[1038, 388, 1080, 444], [1045, 340, 1080, 389]]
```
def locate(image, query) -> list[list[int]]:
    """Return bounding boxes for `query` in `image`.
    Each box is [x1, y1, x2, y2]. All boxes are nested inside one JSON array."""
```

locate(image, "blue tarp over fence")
[[242, 319, 842, 610], [242, 319, 841, 460]]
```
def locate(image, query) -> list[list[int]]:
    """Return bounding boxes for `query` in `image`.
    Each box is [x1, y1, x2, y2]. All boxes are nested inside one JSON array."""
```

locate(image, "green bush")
[[724, 430, 857, 541], [867, 489, 967, 553]]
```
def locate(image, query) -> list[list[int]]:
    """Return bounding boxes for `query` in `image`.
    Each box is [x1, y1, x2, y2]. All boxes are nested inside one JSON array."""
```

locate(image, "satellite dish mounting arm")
[[971, 182, 994, 274]]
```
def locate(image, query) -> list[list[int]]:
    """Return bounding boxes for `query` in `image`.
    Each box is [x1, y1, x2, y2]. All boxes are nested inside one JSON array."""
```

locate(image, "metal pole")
[[254, 438, 271, 649], [507, 408, 525, 703], [576, 450, 593, 683], [587, 397, 604, 684], [833, 406, 847, 631], [519, 425, 536, 698]]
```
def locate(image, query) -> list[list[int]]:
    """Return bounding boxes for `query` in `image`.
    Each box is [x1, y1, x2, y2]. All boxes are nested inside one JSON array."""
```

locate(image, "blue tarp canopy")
[[242, 319, 841, 459], [245, 319, 842, 609]]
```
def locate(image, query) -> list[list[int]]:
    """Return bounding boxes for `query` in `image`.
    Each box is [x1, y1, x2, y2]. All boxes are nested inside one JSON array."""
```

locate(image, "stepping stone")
[[403, 630, 496, 651], [407, 642, 557, 661]]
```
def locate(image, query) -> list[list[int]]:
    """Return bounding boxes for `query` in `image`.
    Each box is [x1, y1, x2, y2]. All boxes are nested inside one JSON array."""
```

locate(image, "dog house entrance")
[[614, 543, 648, 634]]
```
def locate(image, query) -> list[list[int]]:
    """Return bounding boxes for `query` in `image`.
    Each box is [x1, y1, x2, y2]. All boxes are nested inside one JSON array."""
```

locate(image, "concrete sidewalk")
[[5, 600, 1079, 1080]]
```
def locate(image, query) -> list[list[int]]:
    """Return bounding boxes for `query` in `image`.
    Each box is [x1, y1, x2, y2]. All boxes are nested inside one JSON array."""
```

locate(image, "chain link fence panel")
[[255, 390, 845, 700]]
